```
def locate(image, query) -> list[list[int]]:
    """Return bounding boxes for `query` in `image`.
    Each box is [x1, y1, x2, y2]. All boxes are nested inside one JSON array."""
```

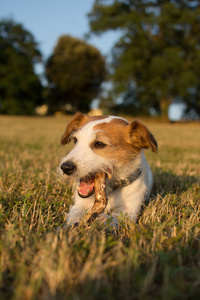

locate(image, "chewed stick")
[[86, 172, 108, 225]]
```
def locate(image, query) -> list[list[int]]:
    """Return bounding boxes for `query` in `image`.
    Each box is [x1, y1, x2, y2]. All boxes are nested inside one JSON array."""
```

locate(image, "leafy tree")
[[88, 0, 200, 120], [45, 35, 106, 112], [0, 19, 43, 115]]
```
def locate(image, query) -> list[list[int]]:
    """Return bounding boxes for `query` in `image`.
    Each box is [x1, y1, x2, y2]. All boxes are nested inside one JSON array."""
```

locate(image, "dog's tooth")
[[106, 169, 113, 180], [107, 173, 112, 180]]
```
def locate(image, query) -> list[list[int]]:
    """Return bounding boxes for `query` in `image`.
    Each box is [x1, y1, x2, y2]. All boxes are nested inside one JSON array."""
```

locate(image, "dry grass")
[[0, 115, 200, 300]]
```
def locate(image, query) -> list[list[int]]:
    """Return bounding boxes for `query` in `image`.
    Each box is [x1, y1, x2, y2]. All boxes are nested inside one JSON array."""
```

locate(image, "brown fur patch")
[[127, 121, 157, 153], [93, 118, 137, 163], [61, 112, 107, 144], [92, 118, 157, 162]]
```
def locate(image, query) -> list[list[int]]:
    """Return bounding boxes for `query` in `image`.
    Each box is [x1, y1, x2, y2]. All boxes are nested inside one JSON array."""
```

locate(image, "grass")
[[0, 115, 200, 300]]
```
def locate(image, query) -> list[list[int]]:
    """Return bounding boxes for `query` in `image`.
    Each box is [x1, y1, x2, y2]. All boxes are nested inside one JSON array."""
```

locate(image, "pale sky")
[[0, 0, 118, 58]]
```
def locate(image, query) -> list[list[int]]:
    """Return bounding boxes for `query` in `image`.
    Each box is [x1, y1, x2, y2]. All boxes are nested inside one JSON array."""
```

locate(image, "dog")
[[59, 112, 157, 226]]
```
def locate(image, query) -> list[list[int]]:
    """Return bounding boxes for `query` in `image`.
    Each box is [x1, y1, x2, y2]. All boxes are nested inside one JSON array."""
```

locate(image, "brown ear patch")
[[61, 112, 87, 144], [128, 121, 157, 153], [61, 112, 108, 145]]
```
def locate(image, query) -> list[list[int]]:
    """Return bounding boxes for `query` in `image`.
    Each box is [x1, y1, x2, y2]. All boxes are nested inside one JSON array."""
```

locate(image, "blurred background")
[[0, 0, 200, 122]]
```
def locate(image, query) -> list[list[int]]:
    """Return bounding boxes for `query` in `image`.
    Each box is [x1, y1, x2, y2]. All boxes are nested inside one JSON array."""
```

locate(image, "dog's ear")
[[128, 121, 157, 153], [61, 112, 87, 145]]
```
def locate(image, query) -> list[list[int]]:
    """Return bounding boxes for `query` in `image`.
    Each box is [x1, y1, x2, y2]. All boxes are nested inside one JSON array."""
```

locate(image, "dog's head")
[[59, 112, 157, 198]]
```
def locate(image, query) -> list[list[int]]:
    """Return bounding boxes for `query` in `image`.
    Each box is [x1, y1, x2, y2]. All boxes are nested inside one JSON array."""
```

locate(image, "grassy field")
[[0, 115, 200, 300]]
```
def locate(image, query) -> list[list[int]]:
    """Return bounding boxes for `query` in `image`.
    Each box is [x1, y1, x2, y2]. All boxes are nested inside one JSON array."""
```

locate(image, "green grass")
[[0, 115, 200, 300]]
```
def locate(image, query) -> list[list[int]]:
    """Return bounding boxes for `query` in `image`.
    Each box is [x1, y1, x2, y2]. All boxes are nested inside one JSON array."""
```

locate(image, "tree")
[[45, 35, 106, 112], [88, 0, 200, 120], [0, 19, 43, 115]]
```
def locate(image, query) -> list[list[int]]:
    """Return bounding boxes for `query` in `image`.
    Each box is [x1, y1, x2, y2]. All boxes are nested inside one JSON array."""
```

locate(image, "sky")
[[0, 0, 117, 58], [0, 0, 183, 120]]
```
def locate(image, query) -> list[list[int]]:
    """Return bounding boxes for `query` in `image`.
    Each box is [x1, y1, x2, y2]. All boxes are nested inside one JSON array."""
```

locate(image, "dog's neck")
[[109, 168, 142, 191], [109, 153, 143, 191]]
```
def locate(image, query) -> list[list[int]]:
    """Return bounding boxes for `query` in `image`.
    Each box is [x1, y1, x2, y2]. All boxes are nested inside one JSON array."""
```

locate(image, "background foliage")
[[88, 0, 200, 120], [46, 35, 106, 112], [1, 0, 200, 119], [0, 20, 43, 115]]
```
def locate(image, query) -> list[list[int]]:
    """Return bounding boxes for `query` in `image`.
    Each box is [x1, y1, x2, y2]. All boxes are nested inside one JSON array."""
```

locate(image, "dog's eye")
[[73, 137, 78, 144], [94, 141, 106, 149]]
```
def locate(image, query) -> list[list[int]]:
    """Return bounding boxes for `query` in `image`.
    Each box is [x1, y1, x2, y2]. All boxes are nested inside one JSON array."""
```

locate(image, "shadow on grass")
[[151, 168, 198, 198]]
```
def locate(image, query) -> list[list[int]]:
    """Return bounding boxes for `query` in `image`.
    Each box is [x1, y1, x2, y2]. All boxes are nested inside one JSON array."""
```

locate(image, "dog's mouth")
[[77, 175, 95, 198], [77, 170, 112, 198]]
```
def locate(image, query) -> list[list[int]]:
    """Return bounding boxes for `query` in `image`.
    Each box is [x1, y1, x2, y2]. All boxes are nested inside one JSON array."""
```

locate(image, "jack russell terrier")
[[59, 112, 157, 226]]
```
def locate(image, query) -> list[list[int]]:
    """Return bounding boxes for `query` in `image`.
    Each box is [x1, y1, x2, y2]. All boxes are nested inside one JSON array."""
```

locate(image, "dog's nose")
[[60, 161, 76, 175]]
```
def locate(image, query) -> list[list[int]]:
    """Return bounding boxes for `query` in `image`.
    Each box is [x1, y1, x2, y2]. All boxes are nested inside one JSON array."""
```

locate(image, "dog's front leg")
[[66, 204, 85, 225], [96, 213, 119, 228], [66, 193, 95, 226]]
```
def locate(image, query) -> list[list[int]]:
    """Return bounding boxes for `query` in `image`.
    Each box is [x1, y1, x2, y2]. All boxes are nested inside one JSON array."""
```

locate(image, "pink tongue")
[[78, 178, 94, 197]]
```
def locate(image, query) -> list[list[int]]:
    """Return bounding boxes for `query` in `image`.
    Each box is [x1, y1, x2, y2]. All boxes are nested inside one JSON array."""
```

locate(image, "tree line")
[[1, 0, 200, 120], [0, 19, 106, 115]]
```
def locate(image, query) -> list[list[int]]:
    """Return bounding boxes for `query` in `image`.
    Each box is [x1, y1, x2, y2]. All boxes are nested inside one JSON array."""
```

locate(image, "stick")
[[86, 172, 108, 224]]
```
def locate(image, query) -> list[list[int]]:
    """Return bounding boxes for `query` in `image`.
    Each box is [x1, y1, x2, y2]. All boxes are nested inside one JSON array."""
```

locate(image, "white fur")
[[60, 116, 154, 226]]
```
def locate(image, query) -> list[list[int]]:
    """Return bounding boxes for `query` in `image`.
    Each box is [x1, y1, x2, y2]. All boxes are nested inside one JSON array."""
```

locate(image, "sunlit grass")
[[0, 115, 199, 300]]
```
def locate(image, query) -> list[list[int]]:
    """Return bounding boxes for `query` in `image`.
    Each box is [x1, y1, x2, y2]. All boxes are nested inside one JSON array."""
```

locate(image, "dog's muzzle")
[[61, 161, 76, 175]]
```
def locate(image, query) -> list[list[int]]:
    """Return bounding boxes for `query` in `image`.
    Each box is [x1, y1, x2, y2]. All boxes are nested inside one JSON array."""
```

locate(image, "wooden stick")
[[86, 172, 108, 224]]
